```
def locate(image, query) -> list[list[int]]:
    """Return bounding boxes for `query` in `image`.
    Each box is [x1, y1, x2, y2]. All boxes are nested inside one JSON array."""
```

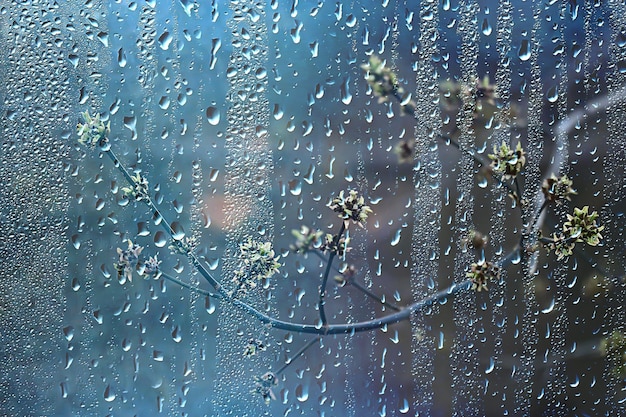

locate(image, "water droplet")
[[288, 180, 302, 196], [206, 106, 220, 125], [122, 338, 132, 351], [158, 31, 173, 50], [117, 47, 127, 67], [63, 326, 74, 341], [346, 14, 357, 27], [71, 234, 81, 249], [295, 383, 309, 402], [205, 297, 216, 314], [172, 325, 182, 343], [104, 385, 115, 402], [481, 18, 492, 36], [546, 85, 558, 103], [154, 231, 167, 247], [518, 39, 531, 61], [171, 222, 185, 240], [137, 221, 150, 236], [340, 77, 352, 104], [159, 96, 170, 110], [272, 104, 284, 120], [399, 398, 410, 413], [391, 229, 401, 246], [290, 20, 303, 43]]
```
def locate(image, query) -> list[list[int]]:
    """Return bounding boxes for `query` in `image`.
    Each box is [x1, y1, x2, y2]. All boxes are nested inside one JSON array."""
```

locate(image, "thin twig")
[[350, 280, 402, 311], [318, 223, 345, 327], [274, 337, 321, 376], [311, 250, 401, 311]]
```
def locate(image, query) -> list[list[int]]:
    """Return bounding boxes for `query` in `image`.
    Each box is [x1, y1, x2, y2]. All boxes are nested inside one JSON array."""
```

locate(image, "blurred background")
[[1, 0, 626, 415]]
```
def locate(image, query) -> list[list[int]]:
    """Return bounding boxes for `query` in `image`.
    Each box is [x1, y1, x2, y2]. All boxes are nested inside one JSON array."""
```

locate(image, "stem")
[[104, 145, 518, 335], [530, 199, 550, 233], [106, 148, 228, 298], [318, 222, 346, 327], [312, 250, 401, 311], [351, 280, 402, 311], [155, 247, 520, 335], [157, 269, 220, 299], [274, 337, 321, 376]]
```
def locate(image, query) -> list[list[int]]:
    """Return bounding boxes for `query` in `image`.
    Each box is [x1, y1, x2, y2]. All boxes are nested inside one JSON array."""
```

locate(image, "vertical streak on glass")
[[490, 0, 512, 412], [514, 0, 542, 413], [604, 1, 626, 413], [137, 1, 157, 160], [215, 2, 274, 415], [344, 3, 359, 416], [537, 2, 569, 412], [450, 1, 480, 415], [0, 2, 105, 414], [410, 0, 441, 414]]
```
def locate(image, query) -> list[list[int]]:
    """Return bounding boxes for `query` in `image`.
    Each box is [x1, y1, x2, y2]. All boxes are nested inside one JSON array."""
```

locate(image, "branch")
[[318, 223, 345, 327]]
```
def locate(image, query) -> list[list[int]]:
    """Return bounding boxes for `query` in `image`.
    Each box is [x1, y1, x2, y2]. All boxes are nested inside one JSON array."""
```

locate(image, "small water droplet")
[[272, 104, 284, 120], [399, 398, 410, 413], [172, 325, 182, 343], [117, 47, 127, 67], [104, 385, 115, 402], [481, 18, 492, 36], [340, 77, 352, 105], [546, 85, 558, 103], [63, 326, 74, 341], [290, 20, 303, 43], [295, 384, 309, 402], [391, 229, 401, 246], [71, 234, 81, 249], [205, 297, 216, 314], [159, 96, 170, 110]]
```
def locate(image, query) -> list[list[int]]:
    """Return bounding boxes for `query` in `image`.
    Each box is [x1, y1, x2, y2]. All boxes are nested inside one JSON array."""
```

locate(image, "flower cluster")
[[122, 172, 149, 202], [252, 372, 278, 404], [77, 111, 110, 148], [488, 141, 526, 180], [394, 138, 416, 164], [243, 338, 267, 357], [361, 55, 415, 115], [439, 76, 499, 119], [461, 230, 488, 252], [140, 254, 161, 276], [334, 264, 357, 286], [290, 226, 324, 254], [544, 206, 604, 260], [541, 174, 577, 204], [233, 240, 281, 292], [466, 261, 500, 292], [169, 236, 198, 256], [329, 189, 373, 229], [320, 233, 351, 257], [115, 240, 144, 283]]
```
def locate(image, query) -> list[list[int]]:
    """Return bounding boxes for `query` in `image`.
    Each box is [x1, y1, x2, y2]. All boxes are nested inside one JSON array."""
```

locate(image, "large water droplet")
[[154, 231, 167, 247], [158, 31, 173, 50], [518, 39, 531, 61], [206, 106, 220, 125], [171, 222, 185, 241]]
